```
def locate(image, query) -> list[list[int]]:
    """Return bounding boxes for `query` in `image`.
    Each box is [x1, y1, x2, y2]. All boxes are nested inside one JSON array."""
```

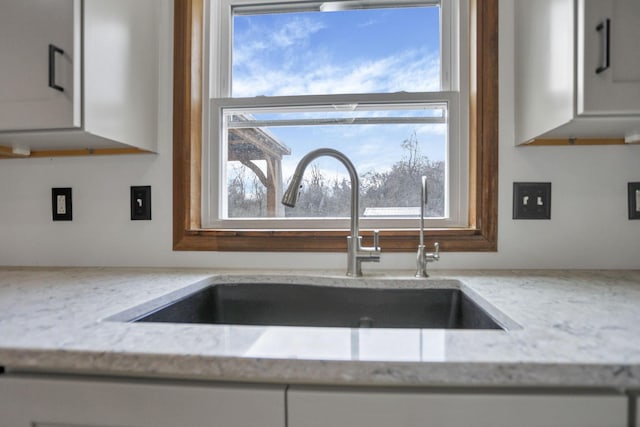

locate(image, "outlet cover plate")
[[52, 188, 72, 221], [628, 182, 640, 220], [131, 186, 151, 220], [513, 182, 551, 220]]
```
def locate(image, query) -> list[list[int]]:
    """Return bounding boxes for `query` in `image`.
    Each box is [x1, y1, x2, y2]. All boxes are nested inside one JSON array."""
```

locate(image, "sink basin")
[[128, 283, 507, 330]]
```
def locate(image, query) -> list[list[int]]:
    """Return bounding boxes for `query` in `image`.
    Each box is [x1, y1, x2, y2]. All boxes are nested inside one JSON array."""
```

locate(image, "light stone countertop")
[[0, 267, 639, 388]]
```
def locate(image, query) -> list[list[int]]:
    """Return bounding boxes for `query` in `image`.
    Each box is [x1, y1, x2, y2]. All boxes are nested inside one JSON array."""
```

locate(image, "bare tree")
[[362, 132, 445, 217], [233, 131, 446, 219], [228, 164, 268, 217]]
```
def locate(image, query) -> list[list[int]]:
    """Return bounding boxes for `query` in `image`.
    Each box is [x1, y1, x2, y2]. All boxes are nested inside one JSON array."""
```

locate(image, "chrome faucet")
[[416, 175, 440, 277], [282, 148, 381, 277]]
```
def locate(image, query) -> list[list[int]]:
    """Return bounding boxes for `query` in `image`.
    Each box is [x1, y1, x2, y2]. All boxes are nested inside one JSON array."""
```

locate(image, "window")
[[203, 0, 468, 230], [173, 0, 497, 252]]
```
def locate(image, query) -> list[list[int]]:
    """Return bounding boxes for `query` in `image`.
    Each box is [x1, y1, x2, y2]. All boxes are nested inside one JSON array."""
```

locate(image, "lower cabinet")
[[0, 375, 631, 427], [287, 386, 628, 427], [0, 375, 285, 427]]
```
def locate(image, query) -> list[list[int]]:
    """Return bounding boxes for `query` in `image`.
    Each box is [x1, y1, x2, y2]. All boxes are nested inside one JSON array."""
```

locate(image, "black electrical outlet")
[[52, 187, 72, 221], [628, 182, 640, 220], [513, 182, 551, 220], [131, 186, 152, 220]]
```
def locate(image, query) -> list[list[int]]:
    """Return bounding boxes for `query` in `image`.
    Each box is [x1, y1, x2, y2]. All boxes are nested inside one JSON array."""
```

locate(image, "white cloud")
[[233, 48, 440, 97], [357, 18, 379, 28], [272, 18, 326, 47], [233, 17, 326, 70]]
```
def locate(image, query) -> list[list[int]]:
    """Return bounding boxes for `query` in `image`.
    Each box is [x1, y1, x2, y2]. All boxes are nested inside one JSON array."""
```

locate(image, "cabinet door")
[[0, 0, 80, 131], [579, 0, 640, 115], [288, 387, 627, 427], [0, 376, 285, 427]]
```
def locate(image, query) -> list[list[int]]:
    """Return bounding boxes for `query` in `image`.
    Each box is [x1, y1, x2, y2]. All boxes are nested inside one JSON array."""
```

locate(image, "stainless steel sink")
[[126, 283, 508, 330]]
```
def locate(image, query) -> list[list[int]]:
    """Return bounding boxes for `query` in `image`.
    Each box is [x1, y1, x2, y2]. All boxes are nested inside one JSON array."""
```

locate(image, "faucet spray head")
[[281, 174, 304, 207]]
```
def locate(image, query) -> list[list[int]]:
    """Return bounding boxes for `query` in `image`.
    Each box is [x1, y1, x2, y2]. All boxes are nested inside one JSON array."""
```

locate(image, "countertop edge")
[[2, 349, 640, 389]]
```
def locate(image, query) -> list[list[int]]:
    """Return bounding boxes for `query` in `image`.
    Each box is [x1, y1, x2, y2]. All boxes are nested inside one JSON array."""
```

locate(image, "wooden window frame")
[[173, 0, 498, 253]]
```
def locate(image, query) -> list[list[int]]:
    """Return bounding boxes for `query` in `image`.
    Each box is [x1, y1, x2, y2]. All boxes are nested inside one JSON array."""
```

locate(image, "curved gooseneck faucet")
[[282, 148, 380, 277]]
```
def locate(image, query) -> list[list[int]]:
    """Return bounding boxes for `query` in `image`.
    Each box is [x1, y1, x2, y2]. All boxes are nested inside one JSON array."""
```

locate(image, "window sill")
[[173, 228, 495, 252]]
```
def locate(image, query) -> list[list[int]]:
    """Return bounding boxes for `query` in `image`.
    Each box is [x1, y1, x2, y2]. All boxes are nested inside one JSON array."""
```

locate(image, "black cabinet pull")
[[595, 18, 610, 74], [48, 44, 65, 92]]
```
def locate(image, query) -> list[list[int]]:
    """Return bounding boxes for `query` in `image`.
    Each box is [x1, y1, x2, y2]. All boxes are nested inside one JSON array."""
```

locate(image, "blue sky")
[[229, 4, 445, 184]]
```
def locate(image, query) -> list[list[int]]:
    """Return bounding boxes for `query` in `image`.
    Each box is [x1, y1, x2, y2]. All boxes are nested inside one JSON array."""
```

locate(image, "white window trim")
[[202, 0, 469, 230]]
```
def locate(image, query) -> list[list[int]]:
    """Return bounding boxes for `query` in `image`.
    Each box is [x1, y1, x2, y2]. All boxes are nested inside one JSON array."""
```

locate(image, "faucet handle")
[[427, 242, 440, 262], [373, 230, 380, 251], [416, 241, 440, 278]]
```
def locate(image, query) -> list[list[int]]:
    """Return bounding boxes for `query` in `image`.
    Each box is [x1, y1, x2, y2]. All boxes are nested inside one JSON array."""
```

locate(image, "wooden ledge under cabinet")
[[0, 145, 30, 158], [523, 138, 627, 146], [0, 145, 151, 159]]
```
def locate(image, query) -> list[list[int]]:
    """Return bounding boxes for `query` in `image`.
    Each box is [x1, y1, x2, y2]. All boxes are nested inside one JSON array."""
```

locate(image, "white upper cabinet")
[[0, 0, 161, 154], [579, 0, 640, 115], [514, 0, 640, 145], [0, 0, 80, 131]]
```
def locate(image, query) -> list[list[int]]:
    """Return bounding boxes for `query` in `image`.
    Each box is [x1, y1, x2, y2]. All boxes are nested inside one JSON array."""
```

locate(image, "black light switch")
[[52, 187, 72, 221], [131, 186, 151, 220], [513, 182, 551, 220], [629, 182, 640, 220]]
